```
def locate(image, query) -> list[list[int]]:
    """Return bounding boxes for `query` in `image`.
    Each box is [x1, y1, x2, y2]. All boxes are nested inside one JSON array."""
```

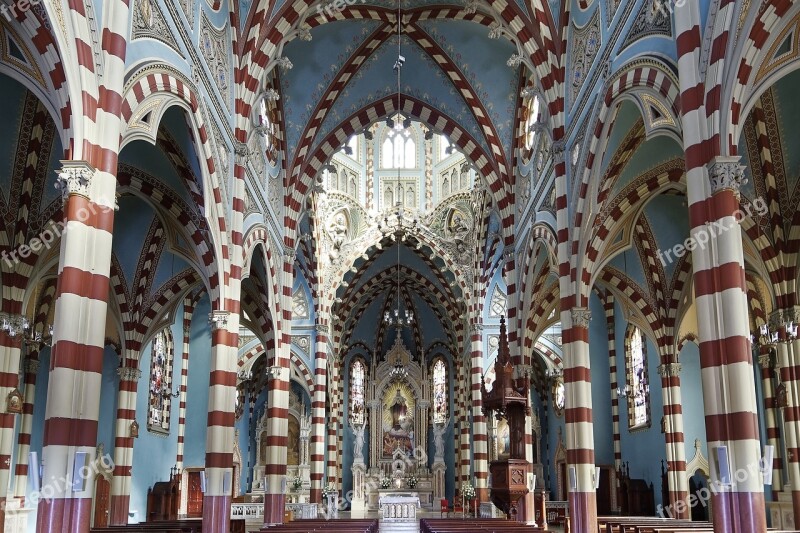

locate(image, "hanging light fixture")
[[383, 0, 413, 330]]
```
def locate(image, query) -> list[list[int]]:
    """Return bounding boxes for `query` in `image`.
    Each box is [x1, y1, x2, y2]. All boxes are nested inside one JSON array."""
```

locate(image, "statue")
[[352, 423, 366, 460], [327, 211, 348, 260], [433, 422, 447, 460], [389, 389, 408, 435]]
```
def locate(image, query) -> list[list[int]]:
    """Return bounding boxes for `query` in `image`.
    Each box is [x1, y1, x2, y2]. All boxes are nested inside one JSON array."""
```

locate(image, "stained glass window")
[[350, 358, 366, 425], [432, 358, 448, 424], [524, 95, 540, 151], [147, 329, 173, 433], [381, 125, 415, 168], [626, 326, 650, 429]]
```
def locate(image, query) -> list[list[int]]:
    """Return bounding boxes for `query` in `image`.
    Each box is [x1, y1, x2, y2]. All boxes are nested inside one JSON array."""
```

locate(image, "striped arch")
[[289, 95, 505, 249], [584, 161, 685, 299], [575, 60, 681, 225], [745, 271, 769, 329], [120, 67, 231, 304], [729, 3, 800, 148], [596, 267, 665, 349], [524, 280, 560, 356]]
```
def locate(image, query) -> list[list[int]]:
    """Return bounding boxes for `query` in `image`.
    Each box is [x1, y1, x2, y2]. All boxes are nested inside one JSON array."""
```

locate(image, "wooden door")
[[93, 477, 110, 527], [558, 462, 567, 500], [187, 471, 204, 518]]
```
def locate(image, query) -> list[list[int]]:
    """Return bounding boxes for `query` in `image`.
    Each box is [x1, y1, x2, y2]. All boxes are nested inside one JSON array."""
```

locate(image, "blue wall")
[[678, 342, 707, 461]]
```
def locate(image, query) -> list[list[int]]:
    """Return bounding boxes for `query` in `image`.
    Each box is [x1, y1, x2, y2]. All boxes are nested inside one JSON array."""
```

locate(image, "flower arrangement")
[[291, 475, 303, 491], [461, 481, 476, 500], [406, 475, 418, 489], [322, 483, 337, 497], [380, 478, 392, 489]]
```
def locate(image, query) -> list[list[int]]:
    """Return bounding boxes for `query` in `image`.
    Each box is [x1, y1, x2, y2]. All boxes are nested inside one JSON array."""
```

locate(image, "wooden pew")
[[420, 518, 544, 533], [91, 519, 203, 533], [597, 516, 711, 533], [261, 518, 378, 533]]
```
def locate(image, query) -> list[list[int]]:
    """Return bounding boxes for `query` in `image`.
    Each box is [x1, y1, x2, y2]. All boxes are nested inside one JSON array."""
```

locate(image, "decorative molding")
[[131, 0, 182, 54], [55, 161, 95, 203], [117, 367, 142, 381], [656, 362, 681, 377], [620, 0, 672, 50], [758, 353, 773, 369], [208, 311, 230, 331], [570, 12, 601, 105], [708, 157, 747, 196], [570, 307, 591, 329], [23, 359, 40, 374]]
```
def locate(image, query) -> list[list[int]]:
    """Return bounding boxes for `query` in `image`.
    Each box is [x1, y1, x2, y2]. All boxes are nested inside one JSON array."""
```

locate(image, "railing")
[[545, 500, 568, 524], [230, 503, 263, 520]]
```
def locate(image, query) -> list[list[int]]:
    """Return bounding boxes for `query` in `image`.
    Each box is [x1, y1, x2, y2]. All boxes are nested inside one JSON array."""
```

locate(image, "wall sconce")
[[130, 420, 140, 438]]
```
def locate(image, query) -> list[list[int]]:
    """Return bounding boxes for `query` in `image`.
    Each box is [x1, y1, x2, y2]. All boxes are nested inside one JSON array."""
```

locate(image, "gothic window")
[[439, 136, 451, 160], [257, 94, 278, 162], [348, 174, 357, 197], [451, 169, 459, 192], [382, 126, 416, 168], [349, 358, 366, 425], [460, 167, 469, 190], [148, 328, 174, 433], [432, 358, 448, 424], [524, 94, 540, 151], [339, 169, 347, 192], [442, 177, 450, 198], [626, 326, 650, 429]]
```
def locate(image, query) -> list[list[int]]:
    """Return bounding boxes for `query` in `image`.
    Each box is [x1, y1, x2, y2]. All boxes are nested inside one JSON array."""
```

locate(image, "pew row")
[[420, 518, 544, 533]]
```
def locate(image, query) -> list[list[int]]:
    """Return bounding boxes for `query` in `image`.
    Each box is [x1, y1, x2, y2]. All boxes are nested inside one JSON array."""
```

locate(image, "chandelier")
[[382, 0, 413, 330], [0, 312, 53, 347], [389, 355, 408, 379]]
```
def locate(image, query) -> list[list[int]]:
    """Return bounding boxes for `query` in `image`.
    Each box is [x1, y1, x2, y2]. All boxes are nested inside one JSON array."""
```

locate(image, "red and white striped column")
[[262, 247, 294, 525], [0, 313, 25, 532], [603, 295, 622, 474], [687, 158, 765, 531], [108, 362, 141, 525], [37, 161, 117, 533], [562, 307, 597, 533], [325, 356, 339, 487], [176, 295, 196, 470], [658, 361, 689, 518], [310, 321, 328, 503], [756, 345, 782, 497], [470, 322, 488, 502], [458, 353, 471, 486], [203, 310, 239, 533], [775, 320, 800, 523], [13, 356, 40, 503]]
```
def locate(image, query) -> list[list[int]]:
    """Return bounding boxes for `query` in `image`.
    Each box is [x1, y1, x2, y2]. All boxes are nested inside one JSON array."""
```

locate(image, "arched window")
[[381, 126, 416, 168], [148, 328, 174, 433], [441, 177, 450, 198], [432, 358, 448, 424], [625, 326, 650, 429], [439, 136, 451, 160], [350, 358, 366, 425]]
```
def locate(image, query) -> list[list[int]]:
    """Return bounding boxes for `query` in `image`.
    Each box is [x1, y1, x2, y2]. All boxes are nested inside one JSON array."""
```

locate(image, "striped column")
[[658, 362, 689, 518], [310, 322, 328, 503], [176, 296, 196, 470], [424, 129, 433, 210], [756, 346, 783, 497], [0, 316, 24, 533], [13, 356, 40, 502], [688, 159, 765, 532], [603, 296, 622, 474], [458, 354, 471, 486], [109, 364, 141, 525], [365, 126, 375, 212], [776, 321, 800, 523], [203, 311, 239, 533], [470, 322, 488, 502], [37, 161, 117, 533], [325, 357, 339, 487], [563, 307, 597, 533], [263, 244, 293, 526]]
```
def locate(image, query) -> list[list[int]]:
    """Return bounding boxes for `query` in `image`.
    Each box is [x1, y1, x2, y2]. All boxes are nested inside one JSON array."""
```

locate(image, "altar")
[[378, 492, 420, 521]]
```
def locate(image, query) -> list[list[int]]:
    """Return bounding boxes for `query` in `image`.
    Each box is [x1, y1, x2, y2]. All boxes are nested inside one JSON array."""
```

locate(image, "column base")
[[711, 491, 766, 533], [667, 491, 690, 519], [202, 494, 231, 533], [568, 491, 597, 533], [262, 492, 286, 525], [35, 497, 92, 533], [108, 494, 130, 526]]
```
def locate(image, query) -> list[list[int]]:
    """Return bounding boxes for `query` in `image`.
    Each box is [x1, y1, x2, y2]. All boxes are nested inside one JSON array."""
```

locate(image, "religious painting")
[[382, 383, 415, 457], [432, 358, 447, 424], [497, 419, 510, 457], [287, 415, 300, 466]]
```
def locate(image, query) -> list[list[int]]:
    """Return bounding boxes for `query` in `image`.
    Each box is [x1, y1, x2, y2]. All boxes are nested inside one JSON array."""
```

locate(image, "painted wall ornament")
[[6, 388, 22, 414]]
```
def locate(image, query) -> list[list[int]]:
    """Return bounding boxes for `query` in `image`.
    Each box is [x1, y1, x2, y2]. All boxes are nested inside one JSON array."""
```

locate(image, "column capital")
[[116, 367, 142, 381], [208, 310, 230, 331], [551, 141, 566, 164], [283, 245, 296, 262], [757, 353, 773, 369], [657, 362, 681, 377], [315, 322, 329, 335], [55, 160, 95, 203], [367, 399, 380, 410], [502, 245, 515, 262], [0, 312, 29, 339], [570, 307, 591, 329], [470, 322, 484, 334], [418, 399, 431, 410], [23, 358, 40, 374], [707, 156, 747, 196]]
